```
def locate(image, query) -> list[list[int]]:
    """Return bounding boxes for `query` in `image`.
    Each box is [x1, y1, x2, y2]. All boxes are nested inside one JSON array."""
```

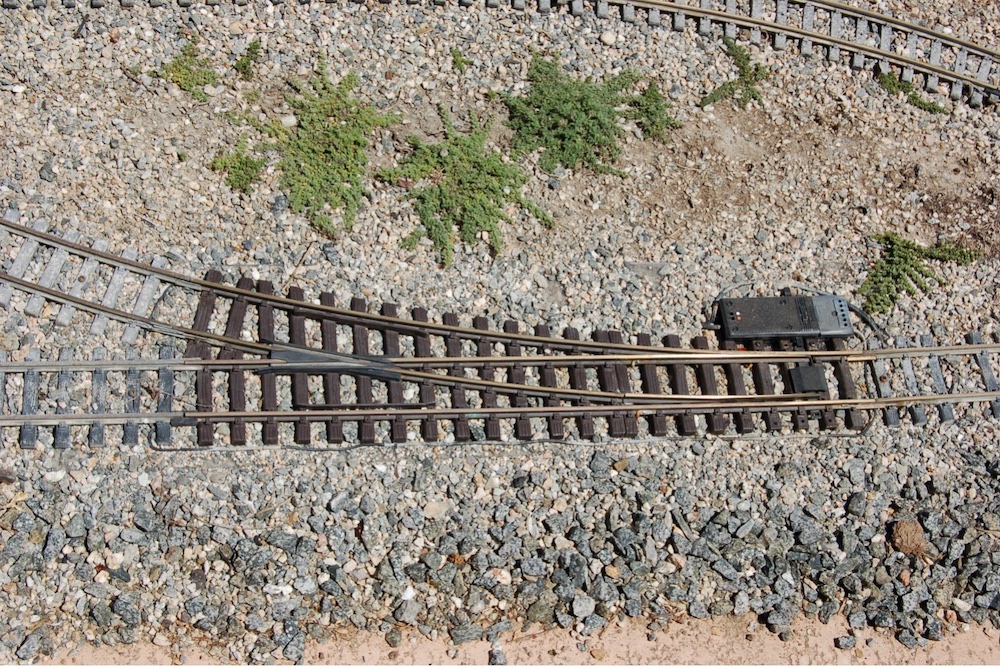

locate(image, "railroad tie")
[[287, 286, 315, 445], [608, 331, 639, 437], [750, 0, 763, 45], [473, 316, 502, 441], [750, 339, 782, 432], [774, 0, 788, 50], [827, 338, 865, 430], [320, 292, 346, 443], [966, 332, 1000, 419], [663, 334, 698, 436], [692, 335, 729, 434], [592, 330, 626, 438], [804, 337, 837, 431], [350, 297, 377, 444], [0, 350, 5, 428], [724, 0, 736, 41], [0, 219, 50, 309], [89, 347, 107, 447], [533, 324, 565, 440], [90, 248, 138, 337], [777, 338, 810, 431], [699, 0, 713, 37], [380, 303, 408, 443], [503, 320, 534, 441], [25, 229, 80, 317], [219, 276, 255, 446], [53, 347, 73, 449], [895, 335, 928, 426], [411, 307, 439, 442], [18, 349, 41, 448], [123, 255, 169, 345], [866, 337, 901, 428], [442, 313, 472, 442], [256, 280, 280, 445], [919, 333, 954, 423], [636, 333, 668, 436], [123, 347, 141, 446], [719, 340, 755, 434], [156, 343, 175, 446], [56, 238, 110, 327], [563, 327, 596, 440], [801, 3, 815, 57]]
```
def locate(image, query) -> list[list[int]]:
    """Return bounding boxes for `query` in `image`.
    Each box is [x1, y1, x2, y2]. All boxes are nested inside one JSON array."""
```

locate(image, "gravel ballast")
[[1, 1, 999, 663]]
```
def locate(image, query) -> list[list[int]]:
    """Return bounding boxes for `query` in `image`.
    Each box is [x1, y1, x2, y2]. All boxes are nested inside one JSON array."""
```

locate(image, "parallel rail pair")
[[1, 1, 998, 105], [0, 218, 998, 449]]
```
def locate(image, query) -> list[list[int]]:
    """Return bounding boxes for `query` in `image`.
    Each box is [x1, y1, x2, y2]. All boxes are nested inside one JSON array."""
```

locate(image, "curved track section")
[[0, 0, 998, 105]]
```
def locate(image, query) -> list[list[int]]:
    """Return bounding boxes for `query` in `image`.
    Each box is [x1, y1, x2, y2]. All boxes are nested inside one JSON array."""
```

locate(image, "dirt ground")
[[42, 613, 1000, 665]]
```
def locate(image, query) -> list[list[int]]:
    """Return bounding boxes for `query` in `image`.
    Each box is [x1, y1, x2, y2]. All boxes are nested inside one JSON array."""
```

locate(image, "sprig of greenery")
[[877, 71, 948, 114], [210, 139, 265, 193], [699, 37, 769, 109], [626, 83, 682, 140], [857, 232, 980, 313], [158, 38, 218, 101], [504, 55, 676, 175], [379, 108, 553, 266], [235, 39, 263, 81], [451, 48, 473, 75], [276, 64, 398, 234]]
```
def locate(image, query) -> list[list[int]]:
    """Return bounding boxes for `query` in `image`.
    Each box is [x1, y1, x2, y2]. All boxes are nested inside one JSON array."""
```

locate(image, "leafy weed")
[[158, 37, 219, 101], [878, 71, 948, 114], [276, 64, 398, 234], [857, 232, 979, 313], [210, 139, 266, 193], [699, 37, 769, 109], [379, 108, 553, 266]]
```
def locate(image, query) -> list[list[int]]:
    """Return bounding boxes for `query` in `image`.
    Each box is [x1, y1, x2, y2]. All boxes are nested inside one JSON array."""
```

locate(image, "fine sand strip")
[[43, 613, 1000, 665]]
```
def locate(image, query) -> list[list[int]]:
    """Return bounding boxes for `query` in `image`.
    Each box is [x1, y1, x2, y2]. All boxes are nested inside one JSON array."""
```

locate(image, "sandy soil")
[[42, 613, 1000, 665]]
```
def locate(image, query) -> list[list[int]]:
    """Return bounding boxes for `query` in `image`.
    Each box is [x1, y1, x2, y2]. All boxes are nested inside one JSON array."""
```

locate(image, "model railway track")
[[1, 0, 997, 106], [1, 219, 999, 449]]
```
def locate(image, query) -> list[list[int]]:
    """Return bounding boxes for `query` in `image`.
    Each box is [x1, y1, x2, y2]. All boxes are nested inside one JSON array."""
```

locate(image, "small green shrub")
[[626, 83, 682, 140], [504, 55, 678, 175], [379, 108, 553, 266], [699, 37, 769, 109], [210, 139, 265, 193], [276, 64, 398, 234], [878, 71, 948, 114], [451, 48, 473, 75], [857, 232, 980, 313], [244, 89, 261, 104], [235, 39, 263, 81], [158, 38, 218, 101]]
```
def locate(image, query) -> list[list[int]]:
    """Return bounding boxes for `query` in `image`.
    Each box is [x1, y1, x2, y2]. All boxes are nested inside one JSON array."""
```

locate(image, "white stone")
[[600, 31, 617, 46]]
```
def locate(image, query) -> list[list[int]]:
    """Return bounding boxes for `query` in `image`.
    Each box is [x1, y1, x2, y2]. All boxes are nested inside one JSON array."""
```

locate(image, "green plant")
[[210, 139, 266, 193], [626, 82, 681, 140], [699, 37, 770, 108], [244, 89, 261, 104], [379, 108, 553, 266], [451, 48, 473, 75], [877, 71, 948, 114], [177, 151, 188, 162], [235, 39, 263, 81], [158, 37, 218, 101], [857, 232, 980, 313], [504, 55, 676, 175], [276, 64, 397, 233]]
